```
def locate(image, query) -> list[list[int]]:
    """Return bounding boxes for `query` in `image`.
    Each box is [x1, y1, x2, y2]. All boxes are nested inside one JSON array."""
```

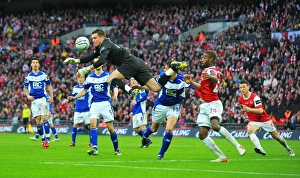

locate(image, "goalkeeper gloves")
[[63, 58, 80, 65], [77, 67, 91, 78]]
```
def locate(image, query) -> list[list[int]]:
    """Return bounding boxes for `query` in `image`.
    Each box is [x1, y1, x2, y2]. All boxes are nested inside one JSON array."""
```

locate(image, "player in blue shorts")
[[67, 59, 121, 156], [141, 61, 190, 160]]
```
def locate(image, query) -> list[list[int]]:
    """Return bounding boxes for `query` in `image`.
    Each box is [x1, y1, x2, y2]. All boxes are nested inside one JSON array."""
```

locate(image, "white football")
[[75, 36, 90, 51]]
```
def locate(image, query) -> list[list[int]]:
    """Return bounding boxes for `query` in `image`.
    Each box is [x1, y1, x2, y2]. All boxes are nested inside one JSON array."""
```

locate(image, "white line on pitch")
[[43, 162, 300, 177]]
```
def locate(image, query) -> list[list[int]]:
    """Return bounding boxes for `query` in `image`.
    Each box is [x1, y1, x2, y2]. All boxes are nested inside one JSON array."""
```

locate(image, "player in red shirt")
[[238, 79, 295, 156], [185, 50, 246, 162]]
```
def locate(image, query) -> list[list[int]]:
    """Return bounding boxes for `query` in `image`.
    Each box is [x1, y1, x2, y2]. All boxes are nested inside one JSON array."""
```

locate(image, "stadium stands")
[[0, 0, 299, 130]]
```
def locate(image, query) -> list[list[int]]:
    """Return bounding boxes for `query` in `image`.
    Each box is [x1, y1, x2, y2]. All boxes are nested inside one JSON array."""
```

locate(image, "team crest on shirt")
[[209, 69, 217, 75], [250, 101, 253, 105]]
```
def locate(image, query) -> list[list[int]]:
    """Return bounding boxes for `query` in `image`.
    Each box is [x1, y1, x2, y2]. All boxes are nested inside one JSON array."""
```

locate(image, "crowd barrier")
[[2, 123, 300, 140]]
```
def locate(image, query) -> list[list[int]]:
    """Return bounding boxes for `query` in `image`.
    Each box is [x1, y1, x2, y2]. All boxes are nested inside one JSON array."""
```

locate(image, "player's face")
[[239, 83, 249, 95], [130, 78, 139, 87], [163, 64, 170, 72], [31, 60, 40, 70], [77, 76, 85, 85], [201, 53, 210, 67], [91, 33, 104, 47]]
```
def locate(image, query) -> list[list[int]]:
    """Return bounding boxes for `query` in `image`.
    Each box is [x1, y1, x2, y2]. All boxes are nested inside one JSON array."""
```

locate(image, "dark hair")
[[204, 50, 217, 63], [31, 57, 39, 63], [166, 60, 172, 68], [240, 79, 250, 85], [92, 28, 106, 37]]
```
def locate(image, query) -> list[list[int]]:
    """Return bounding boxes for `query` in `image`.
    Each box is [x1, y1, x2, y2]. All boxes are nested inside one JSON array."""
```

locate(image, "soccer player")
[[22, 103, 31, 133], [67, 60, 121, 156], [64, 75, 91, 147], [185, 50, 246, 162], [24, 57, 53, 149], [141, 61, 189, 160], [129, 78, 152, 148], [29, 93, 59, 142], [63, 28, 188, 99], [238, 79, 295, 156]]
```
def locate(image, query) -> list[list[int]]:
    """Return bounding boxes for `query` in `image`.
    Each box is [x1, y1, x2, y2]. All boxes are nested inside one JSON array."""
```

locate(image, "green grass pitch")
[[0, 133, 299, 178]]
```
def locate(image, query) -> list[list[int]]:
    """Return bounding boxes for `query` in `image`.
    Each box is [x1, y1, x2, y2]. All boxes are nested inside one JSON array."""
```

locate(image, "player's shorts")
[[74, 111, 91, 125], [248, 120, 277, 133], [31, 97, 48, 118], [23, 118, 29, 125], [117, 56, 152, 86], [196, 100, 223, 128], [152, 104, 181, 124], [132, 112, 147, 128], [90, 101, 114, 122]]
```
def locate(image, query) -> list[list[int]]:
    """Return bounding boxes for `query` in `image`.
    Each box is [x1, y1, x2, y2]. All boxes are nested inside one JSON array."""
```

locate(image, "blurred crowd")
[[0, 0, 300, 129]]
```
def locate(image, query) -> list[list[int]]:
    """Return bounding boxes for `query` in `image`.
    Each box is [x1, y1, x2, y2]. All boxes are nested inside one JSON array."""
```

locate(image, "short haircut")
[[92, 28, 106, 37], [204, 50, 217, 62], [31, 57, 39, 63], [166, 60, 172, 68], [240, 79, 250, 85]]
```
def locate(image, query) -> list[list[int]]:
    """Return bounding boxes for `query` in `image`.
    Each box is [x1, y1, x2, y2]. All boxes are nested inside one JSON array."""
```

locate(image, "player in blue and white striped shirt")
[[24, 57, 53, 149], [142, 61, 190, 160], [68, 61, 120, 156], [65, 75, 91, 147]]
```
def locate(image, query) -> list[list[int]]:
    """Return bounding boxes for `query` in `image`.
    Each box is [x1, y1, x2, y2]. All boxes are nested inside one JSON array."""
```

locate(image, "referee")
[[22, 103, 31, 133]]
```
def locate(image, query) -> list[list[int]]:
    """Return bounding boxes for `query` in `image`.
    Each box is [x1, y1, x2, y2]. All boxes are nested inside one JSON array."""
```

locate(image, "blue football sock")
[[90, 128, 98, 151], [51, 127, 58, 139], [37, 124, 43, 141], [158, 132, 173, 156], [110, 131, 119, 151], [88, 128, 92, 144], [137, 130, 143, 137], [143, 126, 153, 138], [43, 120, 50, 141], [72, 127, 77, 143]]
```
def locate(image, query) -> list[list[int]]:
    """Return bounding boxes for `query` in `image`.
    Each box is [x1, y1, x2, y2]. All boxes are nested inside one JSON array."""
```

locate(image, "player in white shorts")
[[65, 75, 91, 146], [142, 61, 190, 160], [30, 93, 59, 142], [24, 57, 54, 149], [68, 59, 120, 156], [129, 78, 152, 148], [239, 79, 295, 156], [185, 50, 246, 162]]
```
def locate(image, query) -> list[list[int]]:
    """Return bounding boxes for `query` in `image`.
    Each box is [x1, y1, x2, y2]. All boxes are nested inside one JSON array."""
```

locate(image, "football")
[[75, 36, 90, 51]]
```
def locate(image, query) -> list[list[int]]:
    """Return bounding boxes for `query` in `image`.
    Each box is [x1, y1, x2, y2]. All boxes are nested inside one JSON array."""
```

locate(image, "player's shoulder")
[[177, 72, 185, 79], [205, 66, 218, 74], [103, 71, 111, 76]]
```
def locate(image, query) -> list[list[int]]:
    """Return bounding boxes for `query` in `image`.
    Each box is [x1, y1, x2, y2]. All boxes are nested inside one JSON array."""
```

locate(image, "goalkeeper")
[[64, 28, 188, 99]]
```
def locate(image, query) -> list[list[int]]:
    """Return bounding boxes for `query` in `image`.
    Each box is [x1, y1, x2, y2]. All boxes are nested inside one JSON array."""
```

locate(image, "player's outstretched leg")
[[170, 61, 189, 72]]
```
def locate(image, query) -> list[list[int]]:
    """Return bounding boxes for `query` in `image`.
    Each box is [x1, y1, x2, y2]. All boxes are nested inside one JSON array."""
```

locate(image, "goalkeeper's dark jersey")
[[80, 38, 133, 68]]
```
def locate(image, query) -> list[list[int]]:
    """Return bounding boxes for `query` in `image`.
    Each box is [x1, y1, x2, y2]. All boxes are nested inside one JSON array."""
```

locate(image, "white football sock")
[[219, 126, 240, 147], [202, 137, 226, 159], [125, 85, 132, 93], [165, 68, 175, 76], [249, 133, 262, 149]]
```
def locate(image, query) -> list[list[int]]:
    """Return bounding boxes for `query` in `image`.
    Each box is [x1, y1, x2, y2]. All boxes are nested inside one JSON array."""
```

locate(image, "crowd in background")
[[0, 0, 300, 130]]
